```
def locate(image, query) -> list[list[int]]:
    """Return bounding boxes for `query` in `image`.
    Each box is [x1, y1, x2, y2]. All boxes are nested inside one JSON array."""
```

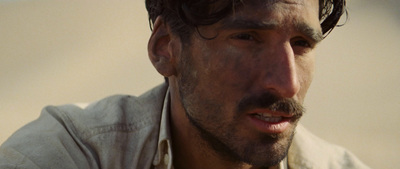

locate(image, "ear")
[[148, 17, 178, 77]]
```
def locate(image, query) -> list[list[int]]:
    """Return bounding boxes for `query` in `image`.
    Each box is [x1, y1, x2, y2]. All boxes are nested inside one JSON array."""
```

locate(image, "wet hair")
[[145, 0, 347, 42]]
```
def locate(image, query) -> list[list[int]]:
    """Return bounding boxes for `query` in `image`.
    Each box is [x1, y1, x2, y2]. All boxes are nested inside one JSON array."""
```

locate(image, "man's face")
[[174, 0, 321, 167]]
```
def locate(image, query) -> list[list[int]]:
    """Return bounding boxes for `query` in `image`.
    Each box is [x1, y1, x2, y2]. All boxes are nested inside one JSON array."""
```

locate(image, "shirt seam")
[[55, 106, 159, 140]]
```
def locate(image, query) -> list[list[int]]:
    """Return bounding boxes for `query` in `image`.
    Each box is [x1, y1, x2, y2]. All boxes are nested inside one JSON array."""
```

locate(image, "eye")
[[292, 39, 312, 48], [232, 33, 256, 41]]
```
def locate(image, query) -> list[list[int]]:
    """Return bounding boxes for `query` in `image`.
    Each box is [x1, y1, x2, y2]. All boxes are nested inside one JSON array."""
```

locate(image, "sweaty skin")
[[149, 0, 322, 168]]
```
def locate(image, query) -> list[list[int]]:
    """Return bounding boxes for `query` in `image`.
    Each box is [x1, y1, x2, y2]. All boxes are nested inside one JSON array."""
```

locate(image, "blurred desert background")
[[1, 0, 399, 168]]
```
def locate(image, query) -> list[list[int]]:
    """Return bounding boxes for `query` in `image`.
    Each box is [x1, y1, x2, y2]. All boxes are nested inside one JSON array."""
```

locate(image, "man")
[[0, 0, 369, 168]]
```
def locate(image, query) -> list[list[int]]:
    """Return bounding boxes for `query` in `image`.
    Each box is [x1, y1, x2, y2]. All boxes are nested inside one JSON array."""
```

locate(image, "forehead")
[[229, 0, 319, 22], [212, 0, 322, 39], [236, 0, 319, 12]]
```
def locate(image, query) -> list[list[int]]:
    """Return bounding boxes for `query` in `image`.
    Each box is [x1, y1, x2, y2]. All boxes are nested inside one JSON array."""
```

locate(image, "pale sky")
[[1, 1, 399, 168]]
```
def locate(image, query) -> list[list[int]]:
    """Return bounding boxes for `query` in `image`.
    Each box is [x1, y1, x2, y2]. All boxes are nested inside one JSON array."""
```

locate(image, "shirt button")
[[164, 153, 169, 165]]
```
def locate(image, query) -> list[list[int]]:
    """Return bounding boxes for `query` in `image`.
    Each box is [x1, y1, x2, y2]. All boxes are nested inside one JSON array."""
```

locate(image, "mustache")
[[237, 92, 305, 118]]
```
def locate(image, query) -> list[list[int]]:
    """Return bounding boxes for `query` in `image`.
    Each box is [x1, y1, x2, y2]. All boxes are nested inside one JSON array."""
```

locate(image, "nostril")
[[261, 63, 300, 98]]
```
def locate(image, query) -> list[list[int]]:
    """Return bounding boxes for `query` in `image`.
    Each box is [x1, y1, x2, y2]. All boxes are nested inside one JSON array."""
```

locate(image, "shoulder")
[[0, 83, 168, 169], [288, 124, 370, 169], [42, 83, 168, 140]]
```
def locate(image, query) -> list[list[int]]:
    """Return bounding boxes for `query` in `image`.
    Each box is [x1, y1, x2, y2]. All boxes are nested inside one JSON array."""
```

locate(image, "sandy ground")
[[1, 0, 399, 168]]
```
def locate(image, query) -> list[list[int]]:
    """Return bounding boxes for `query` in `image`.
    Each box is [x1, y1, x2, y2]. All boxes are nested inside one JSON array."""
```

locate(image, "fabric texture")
[[0, 83, 370, 169]]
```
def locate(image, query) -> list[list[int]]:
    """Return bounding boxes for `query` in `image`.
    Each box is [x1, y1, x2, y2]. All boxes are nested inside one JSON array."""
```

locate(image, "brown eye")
[[292, 40, 311, 48], [233, 33, 255, 41]]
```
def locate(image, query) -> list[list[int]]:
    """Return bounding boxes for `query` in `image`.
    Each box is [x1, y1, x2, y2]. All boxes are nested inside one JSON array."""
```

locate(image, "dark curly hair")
[[146, 0, 346, 41]]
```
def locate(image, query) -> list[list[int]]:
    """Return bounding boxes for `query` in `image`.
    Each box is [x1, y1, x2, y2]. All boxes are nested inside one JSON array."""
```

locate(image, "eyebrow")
[[220, 19, 279, 30], [219, 19, 323, 43], [295, 22, 323, 43]]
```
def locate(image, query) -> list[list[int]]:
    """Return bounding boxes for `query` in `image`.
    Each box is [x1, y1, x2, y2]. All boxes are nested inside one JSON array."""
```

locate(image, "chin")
[[235, 128, 295, 167]]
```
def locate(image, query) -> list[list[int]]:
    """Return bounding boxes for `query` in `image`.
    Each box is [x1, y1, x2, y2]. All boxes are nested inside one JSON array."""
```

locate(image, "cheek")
[[186, 44, 261, 108], [296, 55, 315, 102], [204, 45, 261, 89]]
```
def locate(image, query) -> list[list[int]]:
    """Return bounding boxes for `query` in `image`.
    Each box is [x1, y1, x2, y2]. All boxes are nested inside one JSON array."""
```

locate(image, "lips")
[[253, 112, 284, 123], [247, 110, 294, 134]]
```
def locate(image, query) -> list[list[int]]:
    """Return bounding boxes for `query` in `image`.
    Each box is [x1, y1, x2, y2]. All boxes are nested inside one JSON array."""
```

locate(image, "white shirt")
[[0, 83, 369, 169]]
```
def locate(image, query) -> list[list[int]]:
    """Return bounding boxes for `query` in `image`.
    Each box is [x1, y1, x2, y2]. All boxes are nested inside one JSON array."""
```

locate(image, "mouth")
[[247, 110, 295, 134], [252, 112, 292, 122]]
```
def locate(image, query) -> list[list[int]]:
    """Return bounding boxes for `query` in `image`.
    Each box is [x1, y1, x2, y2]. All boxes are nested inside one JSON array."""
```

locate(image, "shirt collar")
[[153, 87, 174, 168]]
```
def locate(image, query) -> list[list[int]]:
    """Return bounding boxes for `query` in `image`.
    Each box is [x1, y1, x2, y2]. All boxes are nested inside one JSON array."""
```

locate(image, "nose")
[[261, 42, 300, 98]]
